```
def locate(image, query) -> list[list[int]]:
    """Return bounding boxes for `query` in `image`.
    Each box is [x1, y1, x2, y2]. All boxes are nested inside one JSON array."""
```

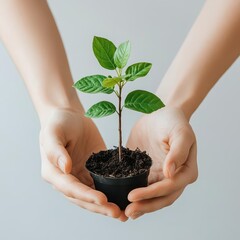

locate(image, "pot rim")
[[87, 168, 150, 180]]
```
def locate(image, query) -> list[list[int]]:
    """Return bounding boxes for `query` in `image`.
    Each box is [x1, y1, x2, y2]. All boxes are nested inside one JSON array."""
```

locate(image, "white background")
[[0, 0, 240, 239]]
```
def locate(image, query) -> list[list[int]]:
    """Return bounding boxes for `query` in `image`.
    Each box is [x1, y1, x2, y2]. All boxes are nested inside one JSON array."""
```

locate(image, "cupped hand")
[[125, 107, 198, 219], [39, 108, 128, 221]]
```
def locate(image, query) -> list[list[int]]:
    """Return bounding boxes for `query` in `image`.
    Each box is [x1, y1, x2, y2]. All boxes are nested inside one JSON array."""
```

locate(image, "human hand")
[[125, 107, 198, 219], [40, 108, 128, 221]]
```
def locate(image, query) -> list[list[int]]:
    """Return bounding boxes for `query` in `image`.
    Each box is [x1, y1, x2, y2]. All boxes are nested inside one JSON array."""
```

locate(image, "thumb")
[[40, 133, 72, 174], [163, 131, 193, 178]]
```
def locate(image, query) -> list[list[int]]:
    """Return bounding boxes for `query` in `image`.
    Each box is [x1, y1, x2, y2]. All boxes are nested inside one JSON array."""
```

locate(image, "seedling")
[[74, 36, 165, 161]]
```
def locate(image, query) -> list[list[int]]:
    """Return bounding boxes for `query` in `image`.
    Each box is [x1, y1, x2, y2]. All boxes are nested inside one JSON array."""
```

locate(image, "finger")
[[128, 144, 197, 201], [40, 131, 72, 174], [125, 189, 184, 219], [66, 196, 125, 220], [185, 143, 198, 183], [163, 126, 195, 178], [128, 176, 184, 202], [118, 212, 129, 222], [54, 174, 108, 205], [44, 162, 108, 205]]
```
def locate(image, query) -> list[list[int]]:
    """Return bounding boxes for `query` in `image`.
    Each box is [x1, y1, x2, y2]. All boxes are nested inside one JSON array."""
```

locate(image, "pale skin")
[[126, 0, 240, 218], [0, 0, 239, 221]]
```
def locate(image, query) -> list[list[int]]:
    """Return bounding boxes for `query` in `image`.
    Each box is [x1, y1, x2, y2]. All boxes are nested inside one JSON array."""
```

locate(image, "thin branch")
[[118, 81, 123, 162]]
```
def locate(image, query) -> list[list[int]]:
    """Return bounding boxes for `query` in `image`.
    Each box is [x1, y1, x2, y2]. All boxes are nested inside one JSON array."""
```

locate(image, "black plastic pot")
[[88, 170, 150, 210]]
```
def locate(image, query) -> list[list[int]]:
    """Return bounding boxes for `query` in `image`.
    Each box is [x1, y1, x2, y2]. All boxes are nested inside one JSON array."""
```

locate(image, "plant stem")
[[118, 82, 122, 162]]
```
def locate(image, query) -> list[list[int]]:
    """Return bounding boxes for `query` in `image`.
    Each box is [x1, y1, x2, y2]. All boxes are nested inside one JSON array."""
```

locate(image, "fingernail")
[[58, 157, 66, 172], [168, 163, 176, 177], [130, 212, 143, 220]]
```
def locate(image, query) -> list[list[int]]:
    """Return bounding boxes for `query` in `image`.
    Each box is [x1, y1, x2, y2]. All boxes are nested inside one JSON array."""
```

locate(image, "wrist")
[[163, 96, 194, 121], [37, 90, 85, 126], [157, 87, 195, 121]]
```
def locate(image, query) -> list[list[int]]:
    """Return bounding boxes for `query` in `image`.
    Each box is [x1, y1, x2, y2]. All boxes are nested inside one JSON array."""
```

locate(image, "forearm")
[[0, 0, 83, 124], [157, 0, 240, 120]]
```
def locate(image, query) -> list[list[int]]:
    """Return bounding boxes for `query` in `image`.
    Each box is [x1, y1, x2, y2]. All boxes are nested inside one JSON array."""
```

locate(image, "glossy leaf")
[[92, 36, 116, 70], [85, 101, 116, 118], [125, 62, 152, 81], [124, 90, 165, 113], [114, 41, 131, 69], [102, 77, 122, 88], [73, 75, 113, 94]]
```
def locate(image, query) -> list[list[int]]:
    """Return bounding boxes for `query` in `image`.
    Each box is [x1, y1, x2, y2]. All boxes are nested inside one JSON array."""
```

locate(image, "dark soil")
[[86, 147, 152, 178]]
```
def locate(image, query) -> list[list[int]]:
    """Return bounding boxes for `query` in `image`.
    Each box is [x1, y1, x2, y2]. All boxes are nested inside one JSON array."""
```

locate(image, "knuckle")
[[111, 211, 120, 219], [166, 198, 175, 207], [64, 190, 74, 198], [189, 169, 199, 184], [192, 172, 199, 183]]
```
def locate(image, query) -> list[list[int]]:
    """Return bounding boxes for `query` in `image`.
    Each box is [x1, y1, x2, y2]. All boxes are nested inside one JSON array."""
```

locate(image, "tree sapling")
[[73, 36, 165, 209]]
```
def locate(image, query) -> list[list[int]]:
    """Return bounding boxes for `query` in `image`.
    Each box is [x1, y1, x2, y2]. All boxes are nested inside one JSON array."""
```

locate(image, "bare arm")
[[126, 0, 240, 218], [0, 0, 82, 123], [157, 0, 240, 120], [0, 0, 126, 221]]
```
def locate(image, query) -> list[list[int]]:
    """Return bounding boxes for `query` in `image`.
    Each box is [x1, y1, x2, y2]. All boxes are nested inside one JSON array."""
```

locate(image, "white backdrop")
[[0, 1, 240, 239]]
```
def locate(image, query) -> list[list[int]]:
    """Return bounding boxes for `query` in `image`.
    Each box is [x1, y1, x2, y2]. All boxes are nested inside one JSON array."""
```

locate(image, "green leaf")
[[114, 41, 131, 69], [85, 101, 116, 118], [92, 36, 116, 70], [125, 62, 152, 81], [124, 90, 165, 113], [102, 77, 122, 88], [73, 75, 113, 94]]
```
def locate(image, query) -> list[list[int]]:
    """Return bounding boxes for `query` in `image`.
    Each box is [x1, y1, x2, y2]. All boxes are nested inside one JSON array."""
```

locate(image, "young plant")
[[74, 36, 165, 162]]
